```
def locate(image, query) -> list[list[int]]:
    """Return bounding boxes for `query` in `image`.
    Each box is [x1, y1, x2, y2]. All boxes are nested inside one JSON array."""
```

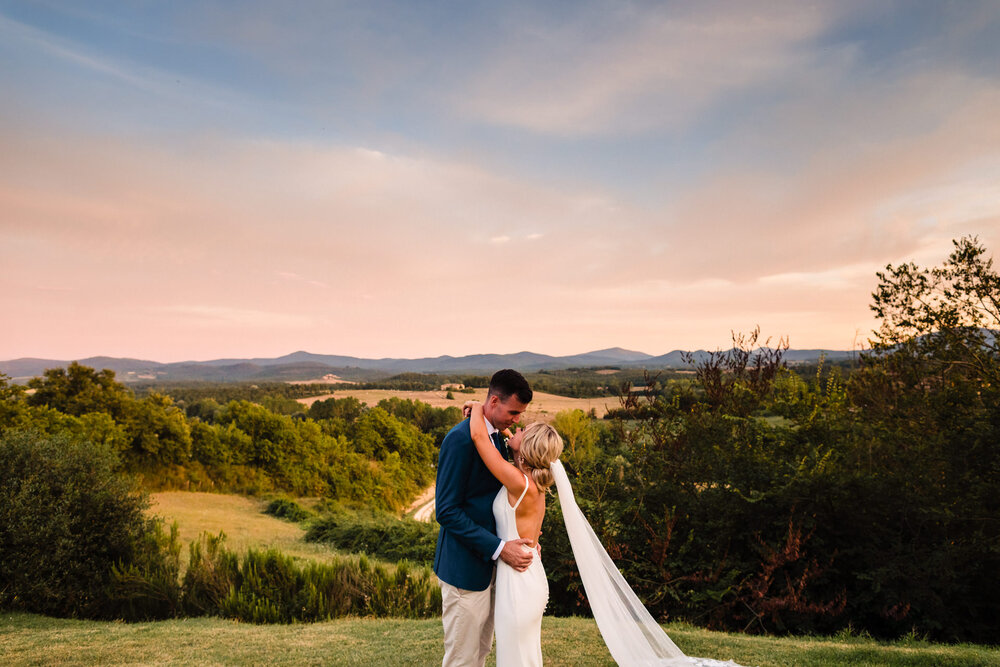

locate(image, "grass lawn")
[[149, 491, 343, 568], [2, 612, 997, 666]]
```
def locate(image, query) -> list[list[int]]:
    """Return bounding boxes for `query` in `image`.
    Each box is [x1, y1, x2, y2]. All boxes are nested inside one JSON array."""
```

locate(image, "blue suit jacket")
[[433, 418, 505, 591]]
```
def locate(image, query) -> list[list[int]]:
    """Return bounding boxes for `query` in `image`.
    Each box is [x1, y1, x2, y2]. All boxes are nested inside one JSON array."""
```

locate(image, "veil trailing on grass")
[[551, 459, 691, 667]]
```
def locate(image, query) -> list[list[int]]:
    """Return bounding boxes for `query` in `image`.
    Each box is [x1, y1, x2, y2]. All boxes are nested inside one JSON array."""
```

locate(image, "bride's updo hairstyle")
[[518, 423, 564, 493]]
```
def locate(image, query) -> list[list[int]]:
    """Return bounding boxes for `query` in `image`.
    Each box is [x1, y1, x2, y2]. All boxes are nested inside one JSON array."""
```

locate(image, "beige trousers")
[[440, 573, 496, 667]]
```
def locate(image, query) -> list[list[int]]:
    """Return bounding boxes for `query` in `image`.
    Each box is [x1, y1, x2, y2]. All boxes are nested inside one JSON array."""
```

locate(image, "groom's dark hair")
[[488, 369, 532, 404]]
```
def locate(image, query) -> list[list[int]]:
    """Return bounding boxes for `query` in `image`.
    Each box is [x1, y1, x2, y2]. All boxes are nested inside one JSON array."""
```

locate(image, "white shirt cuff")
[[491, 540, 505, 561]]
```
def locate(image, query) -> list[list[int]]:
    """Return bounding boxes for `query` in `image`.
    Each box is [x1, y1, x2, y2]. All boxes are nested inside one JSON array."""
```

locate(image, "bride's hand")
[[462, 400, 481, 419]]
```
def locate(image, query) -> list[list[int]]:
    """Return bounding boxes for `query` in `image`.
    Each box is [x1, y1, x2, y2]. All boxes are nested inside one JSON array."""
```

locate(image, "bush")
[[265, 498, 313, 522], [0, 429, 181, 619], [183, 532, 440, 622], [107, 520, 184, 620], [305, 508, 438, 565]]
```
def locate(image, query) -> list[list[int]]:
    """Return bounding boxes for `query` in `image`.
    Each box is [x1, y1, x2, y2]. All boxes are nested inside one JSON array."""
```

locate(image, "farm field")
[[3, 611, 997, 667], [297, 387, 618, 422]]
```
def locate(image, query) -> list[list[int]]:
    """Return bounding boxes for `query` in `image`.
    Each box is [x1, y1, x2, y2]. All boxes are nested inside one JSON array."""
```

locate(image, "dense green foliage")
[[375, 397, 462, 452], [305, 508, 439, 565], [264, 498, 314, 523], [133, 382, 348, 404], [182, 534, 440, 623], [351, 372, 477, 391], [1, 367, 449, 512], [0, 430, 178, 620], [529, 368, 655, 398], [540, 238, 1000, 643], [0, 426, 438, 623]]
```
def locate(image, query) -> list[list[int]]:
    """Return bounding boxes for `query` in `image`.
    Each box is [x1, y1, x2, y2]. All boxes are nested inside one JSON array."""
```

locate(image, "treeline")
[[350, 372, 488, 391], [0, 429, 439, 623], [537, 238, 1000, 644], [133, 381, 341, 403], [0, 367, 461, 511]]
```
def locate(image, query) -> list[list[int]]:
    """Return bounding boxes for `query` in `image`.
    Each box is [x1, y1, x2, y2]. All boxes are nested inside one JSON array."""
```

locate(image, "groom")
[[434, 369, 536, 667]]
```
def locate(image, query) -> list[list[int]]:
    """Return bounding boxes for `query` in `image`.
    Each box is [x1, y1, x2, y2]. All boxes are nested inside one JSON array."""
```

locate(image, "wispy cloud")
[[3, 2, 1000, 360], [153, 305, 315, 329], [276, 271, 328, 288], [457, 2, 841, 135]]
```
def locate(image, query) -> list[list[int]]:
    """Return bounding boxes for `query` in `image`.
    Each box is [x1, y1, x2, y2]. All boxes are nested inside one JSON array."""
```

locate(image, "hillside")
[[0, 346, 856, 383]]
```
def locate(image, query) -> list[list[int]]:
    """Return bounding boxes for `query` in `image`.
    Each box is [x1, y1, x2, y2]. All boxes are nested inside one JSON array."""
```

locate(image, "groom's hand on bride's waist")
[[498, 538, 535, 571]]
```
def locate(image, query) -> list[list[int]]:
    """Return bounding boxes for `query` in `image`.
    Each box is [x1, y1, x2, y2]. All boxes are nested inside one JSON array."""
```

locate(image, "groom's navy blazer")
[[433, 417, 505, 591]]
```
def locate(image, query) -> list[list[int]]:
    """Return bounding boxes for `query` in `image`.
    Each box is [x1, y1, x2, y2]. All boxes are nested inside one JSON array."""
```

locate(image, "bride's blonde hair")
[[518, 422, 564, 493]]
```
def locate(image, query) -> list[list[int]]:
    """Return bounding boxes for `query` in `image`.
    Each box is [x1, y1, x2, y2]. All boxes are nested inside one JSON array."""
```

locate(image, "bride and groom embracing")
[[433, 370, 740, 667]]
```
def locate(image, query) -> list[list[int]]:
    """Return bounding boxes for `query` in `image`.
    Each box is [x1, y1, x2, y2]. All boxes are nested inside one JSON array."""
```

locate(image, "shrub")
[[183, 532, 440, 622], [0, 429, 180, 619], [181, 532, 240, 616], [305, 508, 438, 565], [107, 521, 184, 620], [265, 498, 313, 522]]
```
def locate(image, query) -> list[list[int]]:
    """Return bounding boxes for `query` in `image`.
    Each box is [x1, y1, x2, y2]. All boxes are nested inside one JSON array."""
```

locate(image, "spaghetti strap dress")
[[493, 473, 548, 667]]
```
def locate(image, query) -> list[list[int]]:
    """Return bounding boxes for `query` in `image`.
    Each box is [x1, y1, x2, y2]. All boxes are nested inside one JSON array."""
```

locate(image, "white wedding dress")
[[550, 461, 746, 667], [493, 473, 547, 667]]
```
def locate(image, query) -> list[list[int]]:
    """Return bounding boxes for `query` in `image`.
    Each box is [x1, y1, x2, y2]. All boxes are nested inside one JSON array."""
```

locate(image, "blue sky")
[[2, 1, 999, 361]]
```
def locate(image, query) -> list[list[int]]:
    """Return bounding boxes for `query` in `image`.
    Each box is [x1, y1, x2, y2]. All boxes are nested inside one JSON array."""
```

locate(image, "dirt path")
[[406, 485, 436, 522], [413, 496, 436, 522]]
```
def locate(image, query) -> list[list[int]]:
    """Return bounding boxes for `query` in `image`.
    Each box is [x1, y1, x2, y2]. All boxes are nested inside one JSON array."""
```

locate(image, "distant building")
[[440, 383, 465, 391]]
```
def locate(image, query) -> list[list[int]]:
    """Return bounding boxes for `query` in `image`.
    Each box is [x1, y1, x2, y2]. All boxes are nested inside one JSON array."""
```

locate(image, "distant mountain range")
[[0, 347, 857, 383]]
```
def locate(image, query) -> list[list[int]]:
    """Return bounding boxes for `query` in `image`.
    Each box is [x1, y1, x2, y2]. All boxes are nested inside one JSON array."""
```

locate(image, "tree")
[[843, 236, 1000, 640], [125, 393, 193, 467], [871, 235, 1000, 384], [308, 396, 364, 422], [0, 429, 179, 618], [0, 373, 28, 433], [27, 362, 133, 420], [552, 409, 597, 462]]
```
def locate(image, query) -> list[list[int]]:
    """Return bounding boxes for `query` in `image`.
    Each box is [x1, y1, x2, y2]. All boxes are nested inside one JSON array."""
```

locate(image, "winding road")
[[406, 485, 436, 522]]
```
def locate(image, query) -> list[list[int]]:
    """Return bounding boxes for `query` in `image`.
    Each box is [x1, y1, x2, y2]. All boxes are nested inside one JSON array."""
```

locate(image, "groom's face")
[[486, 394, 529, 431]]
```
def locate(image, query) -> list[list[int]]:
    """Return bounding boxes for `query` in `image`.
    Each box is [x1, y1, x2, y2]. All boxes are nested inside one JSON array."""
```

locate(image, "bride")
[[465, 401, 743, 667]]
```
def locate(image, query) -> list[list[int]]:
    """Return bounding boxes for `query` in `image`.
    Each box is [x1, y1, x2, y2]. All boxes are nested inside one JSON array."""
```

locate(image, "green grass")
[[1, 612, 997, 666], [149, 491, 343, 568]]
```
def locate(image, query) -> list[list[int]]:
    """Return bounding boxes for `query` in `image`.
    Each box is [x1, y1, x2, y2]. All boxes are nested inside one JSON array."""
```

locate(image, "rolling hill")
[[1, 346, 855, 383]]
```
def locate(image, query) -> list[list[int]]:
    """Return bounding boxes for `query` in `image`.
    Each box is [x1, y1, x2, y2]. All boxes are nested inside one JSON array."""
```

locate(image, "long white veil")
[[551, 459, 691, 667]]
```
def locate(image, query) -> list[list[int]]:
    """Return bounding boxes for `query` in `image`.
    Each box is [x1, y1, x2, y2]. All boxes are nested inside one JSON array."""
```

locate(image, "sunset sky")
[[2, 1, 999, 362]]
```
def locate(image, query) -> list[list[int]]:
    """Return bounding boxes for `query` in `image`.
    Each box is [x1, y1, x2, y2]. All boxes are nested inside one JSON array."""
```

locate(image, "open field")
[[297, 388, 619, 422], [149, 491, 339, 568], [3, 612, 997, 666]]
